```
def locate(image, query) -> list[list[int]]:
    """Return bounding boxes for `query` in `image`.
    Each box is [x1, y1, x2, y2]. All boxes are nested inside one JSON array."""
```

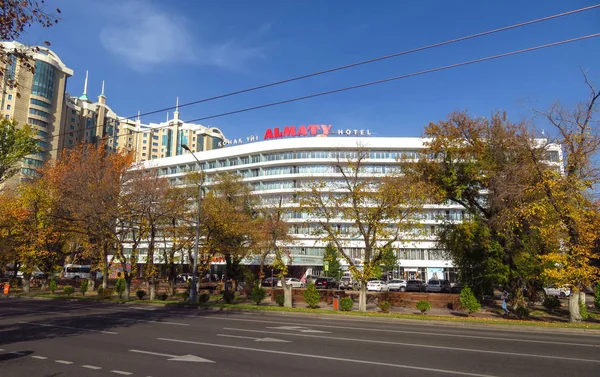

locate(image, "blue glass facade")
[[32, 61, 56, 100]]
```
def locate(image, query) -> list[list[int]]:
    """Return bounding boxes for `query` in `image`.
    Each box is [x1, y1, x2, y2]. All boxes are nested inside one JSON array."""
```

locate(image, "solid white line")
[[31, 356, 48, 360], [127, 306, 156, 311], [222, 327, 600, 364], [203, 315, 600, 347], [55, 360, 73, 364], [111, 370, 133, 375], [130, 349, 176, 358], [18, 321, 118, 334], [146, 320, 189, 326], [82, 365, 102, 370], [158, 337, 497, 377]]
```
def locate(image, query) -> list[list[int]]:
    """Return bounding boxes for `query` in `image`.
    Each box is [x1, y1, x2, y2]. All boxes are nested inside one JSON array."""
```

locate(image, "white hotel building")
[[141, 129, 463, 283]]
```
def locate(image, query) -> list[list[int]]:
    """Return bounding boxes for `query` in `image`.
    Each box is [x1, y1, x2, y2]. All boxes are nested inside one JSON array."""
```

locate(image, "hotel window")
[[7, 94, 12, 100], [6, 105, 11, 110], [32, 60, 56, 100], [29, 108, 51, 118]]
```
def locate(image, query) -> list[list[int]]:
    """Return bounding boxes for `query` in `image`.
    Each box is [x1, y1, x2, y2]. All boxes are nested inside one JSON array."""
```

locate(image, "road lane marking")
[[82, 365, 102, 370], [31, 356, 47, 359], [130, 349, 215, 363], [111, 370, 133, 375], [221, 327, 600, 364], [18, 321, 118, 334], [203, 316, 600, 347], [3, 307, 70, 316], [55, 360, 73, 364], [8, 352, 26, 356], [127, 306, 156, 311], [218, 334, 290, 342], [267, 325, 330, 333], [158, 337, 497, 377], [146, 320, 189, 326]]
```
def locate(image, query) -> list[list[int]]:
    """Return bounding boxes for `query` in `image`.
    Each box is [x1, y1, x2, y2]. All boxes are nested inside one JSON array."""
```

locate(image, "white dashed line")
[[82, 365, 102, 370], [55, 360, 74, 364], [31, 356, 48, 360], [18, 321, 118, 334], [111, 370, 133, 375]]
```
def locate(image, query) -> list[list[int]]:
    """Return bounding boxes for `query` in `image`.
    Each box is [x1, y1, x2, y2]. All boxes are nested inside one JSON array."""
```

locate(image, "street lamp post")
[[182, 144, 202, 302]]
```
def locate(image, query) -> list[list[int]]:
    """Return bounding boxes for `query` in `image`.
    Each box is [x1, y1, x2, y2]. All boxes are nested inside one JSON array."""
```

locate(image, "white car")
[[387, 279, 407, 292], [277, 278, 306, 288], [367, 280, 389, 292], [544, 284, 571, 298]]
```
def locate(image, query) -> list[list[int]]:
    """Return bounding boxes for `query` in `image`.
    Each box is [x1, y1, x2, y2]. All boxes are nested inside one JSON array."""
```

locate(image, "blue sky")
[[20, 0, 600, 140]]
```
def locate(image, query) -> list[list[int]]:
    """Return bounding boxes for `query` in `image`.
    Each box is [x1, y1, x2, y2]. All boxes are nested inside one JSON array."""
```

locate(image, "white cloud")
[[99, 1, 266, 72]]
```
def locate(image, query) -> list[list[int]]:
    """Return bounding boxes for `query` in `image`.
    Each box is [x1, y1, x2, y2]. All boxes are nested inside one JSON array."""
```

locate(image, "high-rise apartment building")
[[0, 41, 73, 181]]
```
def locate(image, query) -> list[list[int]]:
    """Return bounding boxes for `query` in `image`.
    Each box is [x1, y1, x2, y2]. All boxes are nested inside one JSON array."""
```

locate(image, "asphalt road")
[[0, 298, 599, 377]]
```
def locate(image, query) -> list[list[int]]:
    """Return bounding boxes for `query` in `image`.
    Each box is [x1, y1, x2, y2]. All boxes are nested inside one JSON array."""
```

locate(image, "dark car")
[[405, 280, 426, 292], [314, 277, 339, 289], [425, 279, 451, 293], [261, 277, 280, 287]]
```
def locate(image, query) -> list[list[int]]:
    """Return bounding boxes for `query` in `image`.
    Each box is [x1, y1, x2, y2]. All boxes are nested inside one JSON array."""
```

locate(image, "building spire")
[[166, 111, 169, 122], [173, 96, 180, 120], [79, 70, 89, 101], [100, 80, 105, 97], [137, 110, 141, 123]]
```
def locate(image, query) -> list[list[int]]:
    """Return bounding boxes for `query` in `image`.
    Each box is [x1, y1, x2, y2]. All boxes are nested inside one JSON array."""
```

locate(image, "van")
[[63, 264, 92, 280]]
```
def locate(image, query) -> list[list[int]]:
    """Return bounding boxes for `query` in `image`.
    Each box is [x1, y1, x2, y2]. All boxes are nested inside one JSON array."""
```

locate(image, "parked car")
[[177, 273, 193, 282], [426, 279, 451, 293], [277, 278, 305, 288], [305, 275, 320, 285], [544, 284, 571, 298], [450, 283, 464, 294], [387, 279, 407, 292], [405, 280, 426, 292], [339, 276, 359, 290], [314, 277, 339, 289], [261, 277, 280, 287], [366, 280, 389, 292]]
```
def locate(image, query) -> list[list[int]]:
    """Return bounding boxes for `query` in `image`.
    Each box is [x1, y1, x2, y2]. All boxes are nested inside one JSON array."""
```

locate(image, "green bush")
[[115, 278, 126, 299], [459, 286, 481, 315], [580, 300, 589, 321], [223, 290, 235, 304], [135, 289, 146, 300], [594, 284, 600, 310], [515, 305, 530, 319], [275, 293, 285, 307], [339, 297, 354, 311], [251, 284, 267, 305], [303, 282, 321, 309], [157, 293, 168, 301], [79, 280, 89, 296], [63, 285, 75, 296], [49, 279, 57, 294], [180, 290, 190, 301], [416, 300, 430, 314], [101, 288, 114, 299], [378, 300, 392, 313], [199, 292, 210, 303], [542, 296, 561, 311], [97, 286, 104, 296]]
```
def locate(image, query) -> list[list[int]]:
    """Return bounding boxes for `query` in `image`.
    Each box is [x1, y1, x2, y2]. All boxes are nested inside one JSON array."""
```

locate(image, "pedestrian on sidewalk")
[[501, 289, 510, 317]]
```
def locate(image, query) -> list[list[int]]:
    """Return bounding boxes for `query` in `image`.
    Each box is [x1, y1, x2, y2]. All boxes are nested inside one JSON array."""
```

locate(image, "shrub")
[[459, 286, 481, 315], [275, 293, 285, 307], [101, 288, 114, 299], [580, 300, 589, 321], [303, 282, 320, 309], [339, 297, 354, 311], [49, 279, 57, 294], [97, 286, 104, 295], [595, 284, 600, 310], [251, 284, 267, 305], [199, 292, 210, 303], [79, 280, 89, 296], [515, 305, 530, 319], [135, 289, 146, 300], [223, 290, 235, 304], [542, 296, 561, 311], [180, 290, 190, 301], [63, 285, 75, 296], [115, 278, 126, 299], [378, 300, 392, 313], [416, 300, 431, 314], [157, 293, 168, 301]]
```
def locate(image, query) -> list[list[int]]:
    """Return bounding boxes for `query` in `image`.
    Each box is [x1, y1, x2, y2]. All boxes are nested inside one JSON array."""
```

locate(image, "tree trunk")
[[569, 291, 583, 322], [87, 278, 95, 293], [169, 278, 176, 297], [102, 264, 109, 289], [124, 279, 131, 300], [359, 282, 367, 312], [23, 276, 31, 294], [283, 282, 293, 308], [150, 277, 156, 300]]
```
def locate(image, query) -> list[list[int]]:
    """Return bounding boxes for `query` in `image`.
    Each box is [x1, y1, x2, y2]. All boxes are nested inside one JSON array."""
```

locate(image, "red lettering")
[[297, 125, 308, 136], [307, 125, 319, 135], [283, 126, 296, 137], [321, 124, 332, 135], [274, 128, 282, 138], [264, 129, 273, 140]]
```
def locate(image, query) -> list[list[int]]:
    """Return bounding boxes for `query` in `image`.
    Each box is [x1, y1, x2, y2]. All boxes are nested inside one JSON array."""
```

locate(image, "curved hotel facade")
[[143, 131, 462, 282]]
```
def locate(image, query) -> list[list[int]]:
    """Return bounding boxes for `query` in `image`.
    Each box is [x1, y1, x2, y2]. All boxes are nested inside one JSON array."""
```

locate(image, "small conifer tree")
[[459, 285, 481, 315], [304, 282, 321, 309]]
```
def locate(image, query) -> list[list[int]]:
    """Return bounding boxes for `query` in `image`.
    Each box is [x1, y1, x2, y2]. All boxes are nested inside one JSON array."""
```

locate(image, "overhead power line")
[[182, 33, 600, 123], [124, 4, 600, 120]]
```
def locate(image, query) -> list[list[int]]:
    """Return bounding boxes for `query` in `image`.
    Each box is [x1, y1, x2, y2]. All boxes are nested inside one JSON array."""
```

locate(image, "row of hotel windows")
[[118, 247, 448, 261]]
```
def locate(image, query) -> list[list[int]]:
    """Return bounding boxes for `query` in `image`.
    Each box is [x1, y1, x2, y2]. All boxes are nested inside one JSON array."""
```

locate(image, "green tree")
[[594, 284, 600, 310], [251, 283, 267, 305], [115, 278, 126, 299], [459, 286, 481, 315], [304, 282, 321, 309], [323, 243, 342, 280], [0, 118, 39, 184]]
